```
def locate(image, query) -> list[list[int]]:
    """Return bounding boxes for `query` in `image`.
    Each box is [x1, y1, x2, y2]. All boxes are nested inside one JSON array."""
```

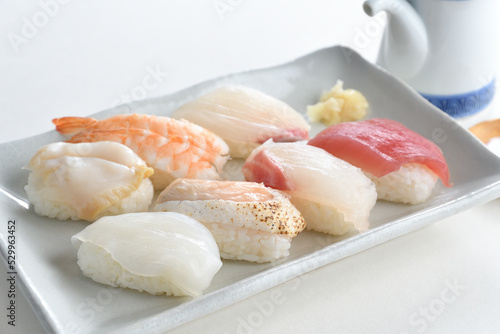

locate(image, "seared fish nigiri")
[[242, 140, 377, 236], [24, 141, 154, 221], [172, 85, 311, 158], [153, 178, 306, 263], [53, 113, 230, 190]]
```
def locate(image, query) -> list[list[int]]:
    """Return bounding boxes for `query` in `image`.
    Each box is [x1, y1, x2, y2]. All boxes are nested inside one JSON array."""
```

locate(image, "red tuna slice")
[[308, 118, 451, 187]]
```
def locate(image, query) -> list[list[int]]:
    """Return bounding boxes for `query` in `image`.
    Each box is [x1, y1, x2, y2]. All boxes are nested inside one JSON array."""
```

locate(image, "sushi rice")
[[26, 175, 153, 221], [206, 222, 292, 263], [364, 163, 438, 205], [289, 198, 355, 236]]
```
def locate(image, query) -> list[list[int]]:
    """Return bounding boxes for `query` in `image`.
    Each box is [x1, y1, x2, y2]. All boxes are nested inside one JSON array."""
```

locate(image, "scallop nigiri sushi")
[[24, 141, 154, 221], [308, 118, 452, 204], [153, 178, 306, 263], [242, 140, 377, 236], [52, 113, 230, 190], [172, 85, 311, 158], [71, 212, 222, 297]]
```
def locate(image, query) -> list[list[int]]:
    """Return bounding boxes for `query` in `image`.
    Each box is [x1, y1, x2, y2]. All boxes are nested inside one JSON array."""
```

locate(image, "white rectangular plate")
[[2, 46, 500, 334]]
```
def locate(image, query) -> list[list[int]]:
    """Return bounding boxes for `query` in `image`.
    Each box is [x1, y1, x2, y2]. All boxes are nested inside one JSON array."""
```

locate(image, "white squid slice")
[[71, 212, 222, 297]]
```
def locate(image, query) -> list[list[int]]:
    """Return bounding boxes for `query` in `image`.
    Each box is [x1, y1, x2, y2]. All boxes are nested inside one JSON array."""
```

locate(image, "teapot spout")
[[363, 0, 428, 79]]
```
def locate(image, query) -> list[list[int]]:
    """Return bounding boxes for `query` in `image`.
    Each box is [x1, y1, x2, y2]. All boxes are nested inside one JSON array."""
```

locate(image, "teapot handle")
[[363, 0, 428, 79]]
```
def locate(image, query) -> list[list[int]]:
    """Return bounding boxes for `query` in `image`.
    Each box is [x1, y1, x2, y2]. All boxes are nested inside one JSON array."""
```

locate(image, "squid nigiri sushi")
[[242, 140, 377, 236], [153, 179, 306, 263], [24, 141, 154, 221], [52, 113, 230, 190], [308, 118, 452, 204], [172, 85, 311, 158], [71, 212, 222, 297]]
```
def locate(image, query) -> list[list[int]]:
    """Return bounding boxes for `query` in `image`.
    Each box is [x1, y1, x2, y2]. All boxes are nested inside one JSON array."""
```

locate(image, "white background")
[[0, 0, 384, 142], [1, 1, 500, 333]]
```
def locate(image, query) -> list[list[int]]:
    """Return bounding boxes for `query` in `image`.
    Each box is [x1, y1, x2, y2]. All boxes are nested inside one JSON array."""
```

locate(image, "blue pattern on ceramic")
[[420, 79, 496, 118]]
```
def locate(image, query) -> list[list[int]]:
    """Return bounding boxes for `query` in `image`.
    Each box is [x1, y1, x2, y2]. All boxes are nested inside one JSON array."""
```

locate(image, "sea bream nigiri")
[[52, 113, 230, 190], [153, 179, 306, 263], [308, 118, 452, 204], [172, 85, 311, 158], [24, 141, 154, 221], [242, 140, 377, 236], [72, 212, 222, 297]]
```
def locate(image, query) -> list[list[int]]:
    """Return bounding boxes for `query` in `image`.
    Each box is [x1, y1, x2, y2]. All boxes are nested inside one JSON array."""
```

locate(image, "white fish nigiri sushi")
[[24, 141, 154, 221], [172, 85, 311, 158], [153, 179, 306, 263], [71, 212, 222, 297], [242, 140, 377, 235]]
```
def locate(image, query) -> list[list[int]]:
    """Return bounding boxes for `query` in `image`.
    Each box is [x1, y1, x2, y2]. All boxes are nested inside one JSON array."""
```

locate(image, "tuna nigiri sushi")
[[153, 178, 306, 263], [308, 118, 452, 204], [24, 141, 154, 221], [242, 140, 377, 236], [71, 212, 222, 297], [172, 85, 311, 158], [52, 113, 230, 190]]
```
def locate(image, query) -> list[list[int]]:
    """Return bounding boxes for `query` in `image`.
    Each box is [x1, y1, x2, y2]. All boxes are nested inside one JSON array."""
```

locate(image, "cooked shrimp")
[[52, 114, 230, 190]]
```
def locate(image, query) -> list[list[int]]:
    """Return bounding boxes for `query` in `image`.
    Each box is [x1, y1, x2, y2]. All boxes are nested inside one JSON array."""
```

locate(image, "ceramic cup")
[[365, 0, 498, 119]]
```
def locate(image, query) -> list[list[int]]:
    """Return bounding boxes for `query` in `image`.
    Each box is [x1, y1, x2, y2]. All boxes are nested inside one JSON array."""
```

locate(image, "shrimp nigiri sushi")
[[24, 141, 154, 221], [242, 140, 377, 236], [308, 118, 452, 204], [52, 113, 230, 190], [153, 179, 306, 263], [172, 85, 311, 158], [71, 212, 222, 297]]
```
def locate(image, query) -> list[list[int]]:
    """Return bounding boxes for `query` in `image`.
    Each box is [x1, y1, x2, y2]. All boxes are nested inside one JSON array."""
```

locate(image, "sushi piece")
[[172, 85, 311, 158], [308, 118, 452, 204], [242, 140, 377, 236], [24, 141, 154, 221], [71, 212, 222, 297], [52, 113, 230, 190], [153, 178, 306, 263]]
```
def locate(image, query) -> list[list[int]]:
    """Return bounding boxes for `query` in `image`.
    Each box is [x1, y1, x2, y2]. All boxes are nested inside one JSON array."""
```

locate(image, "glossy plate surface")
[[1, 46, 500, 334]]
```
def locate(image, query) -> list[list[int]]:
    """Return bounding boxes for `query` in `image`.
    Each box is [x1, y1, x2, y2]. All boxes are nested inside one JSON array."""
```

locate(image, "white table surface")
[[1, 1, 499, 333]]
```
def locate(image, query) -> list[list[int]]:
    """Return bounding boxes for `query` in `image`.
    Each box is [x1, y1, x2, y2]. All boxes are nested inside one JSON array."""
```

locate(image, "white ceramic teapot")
[[363, 0, 497, 119]]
